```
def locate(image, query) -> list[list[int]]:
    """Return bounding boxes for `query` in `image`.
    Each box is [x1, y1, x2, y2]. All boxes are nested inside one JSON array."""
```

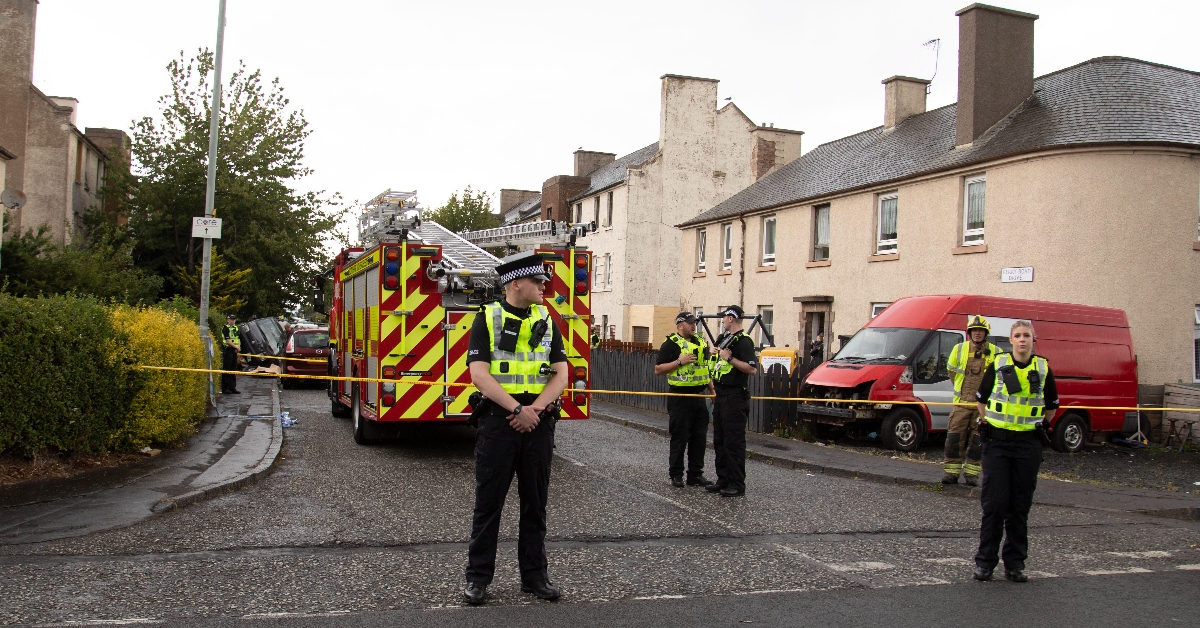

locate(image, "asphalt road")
[[1, 387, 1197, 626]]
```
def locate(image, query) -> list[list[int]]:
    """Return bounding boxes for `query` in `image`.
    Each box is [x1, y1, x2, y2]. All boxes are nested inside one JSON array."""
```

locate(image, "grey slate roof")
[[503, 194, 542, 224], [681, 57, 1200, 227], [571, 142, 660, 201]]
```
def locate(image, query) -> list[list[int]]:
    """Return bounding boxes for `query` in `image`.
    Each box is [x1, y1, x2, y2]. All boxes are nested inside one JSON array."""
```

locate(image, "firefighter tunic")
[[942, 341, 1000, 481]]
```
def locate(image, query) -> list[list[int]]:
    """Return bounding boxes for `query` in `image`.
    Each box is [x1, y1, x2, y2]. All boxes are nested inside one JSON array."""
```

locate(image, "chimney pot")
[[954, 3, 1039, 146], [881, 76, 930, 129]]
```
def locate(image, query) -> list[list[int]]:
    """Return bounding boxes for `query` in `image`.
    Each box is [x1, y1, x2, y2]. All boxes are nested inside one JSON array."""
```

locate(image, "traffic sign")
[[192, 217, 223, 239]]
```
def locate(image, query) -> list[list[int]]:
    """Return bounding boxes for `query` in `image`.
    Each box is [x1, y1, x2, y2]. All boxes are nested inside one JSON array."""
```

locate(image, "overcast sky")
[[28, 0, 1200, 244]]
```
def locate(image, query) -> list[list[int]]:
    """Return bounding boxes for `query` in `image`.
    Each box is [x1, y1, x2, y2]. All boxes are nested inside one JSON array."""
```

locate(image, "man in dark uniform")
[[654, 312, 715, 488], [705, 305, 758, 497], [221, 314, 241, 394], [973, 320, 1058, 583], [463, 251, 569, 605]]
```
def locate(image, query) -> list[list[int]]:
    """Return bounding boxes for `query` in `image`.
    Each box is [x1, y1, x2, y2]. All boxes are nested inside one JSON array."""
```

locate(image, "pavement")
[[589, 401, 1200, 520], [0, 374, 283, 545]]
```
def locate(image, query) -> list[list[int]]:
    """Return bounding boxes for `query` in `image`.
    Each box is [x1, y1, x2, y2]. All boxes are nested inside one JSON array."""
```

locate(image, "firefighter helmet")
[[966, 315, 991, 334]]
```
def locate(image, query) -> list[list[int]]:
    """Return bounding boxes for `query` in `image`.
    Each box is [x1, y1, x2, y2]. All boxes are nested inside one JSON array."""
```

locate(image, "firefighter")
[[463, 251, 569, 605], [654, 312, 715, 488], [221, 314, 241, 394], [942, 315, 1000, 486], [705, 305, 758, 497], [973, 320, 1059, 583]]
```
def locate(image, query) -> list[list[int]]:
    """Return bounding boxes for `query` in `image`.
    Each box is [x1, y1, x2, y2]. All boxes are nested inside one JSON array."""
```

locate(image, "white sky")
[[28, 0, 1200, 245]]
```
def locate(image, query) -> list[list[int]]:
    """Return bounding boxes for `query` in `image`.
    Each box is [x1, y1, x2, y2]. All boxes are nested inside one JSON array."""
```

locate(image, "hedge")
[[0, 294, 209, 457]]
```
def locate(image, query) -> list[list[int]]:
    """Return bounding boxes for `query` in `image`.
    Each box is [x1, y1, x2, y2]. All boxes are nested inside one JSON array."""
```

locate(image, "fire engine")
[[322, 189, 593, 444]]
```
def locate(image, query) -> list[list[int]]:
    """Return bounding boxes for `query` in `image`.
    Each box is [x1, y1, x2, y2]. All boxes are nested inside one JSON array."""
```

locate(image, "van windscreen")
[[833, 328, 930, 364]]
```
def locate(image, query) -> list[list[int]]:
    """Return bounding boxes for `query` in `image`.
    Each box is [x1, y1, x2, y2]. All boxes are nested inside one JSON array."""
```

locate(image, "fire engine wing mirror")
[[311, 278, 327, 315]]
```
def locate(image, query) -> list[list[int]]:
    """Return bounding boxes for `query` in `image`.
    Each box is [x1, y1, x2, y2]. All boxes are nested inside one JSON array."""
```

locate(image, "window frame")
[[696, 228, 707, 272], [593, 196, 600, 226], [871, 302, 891, 318], [604, 252, 612, 288], [574, 202, 583, 224], [722, 223, 733, 269], [757, 306, 774, 347], [761, 215, 777, 265], [812, 204, 831, 261], [876, 193, 898, 254], [605, 191, 614, 228], [962, 174, 986, 246], [593, 255, 604, 290]]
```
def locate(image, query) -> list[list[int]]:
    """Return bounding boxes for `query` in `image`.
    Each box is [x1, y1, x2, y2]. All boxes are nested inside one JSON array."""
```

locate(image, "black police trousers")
[[712, 386, 749, 492], [975, 430, 1042, 572], [466, 412, 555, 585], [221, 346, 239, 392], [667, 389, 710, 480]]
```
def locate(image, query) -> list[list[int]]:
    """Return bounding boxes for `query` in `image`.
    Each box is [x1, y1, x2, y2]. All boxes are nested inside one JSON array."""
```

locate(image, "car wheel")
[[1052, 412, 1088, 453], [881, 408, 925, 452]]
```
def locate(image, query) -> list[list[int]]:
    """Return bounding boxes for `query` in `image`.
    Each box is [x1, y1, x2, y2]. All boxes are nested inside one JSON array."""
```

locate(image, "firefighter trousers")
[[712, 387, 749, 492], [667, 391, 710, 480], [974, 431, 1042, 572], [943, 406, 983, 478], [466, 412, 555, 585], [221, 346, 239, 392]]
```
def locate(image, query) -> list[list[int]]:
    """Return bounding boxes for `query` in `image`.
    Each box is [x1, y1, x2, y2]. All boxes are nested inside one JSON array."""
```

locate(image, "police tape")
[[236, 353, 326, 363], [137, 365, 1200, 413]]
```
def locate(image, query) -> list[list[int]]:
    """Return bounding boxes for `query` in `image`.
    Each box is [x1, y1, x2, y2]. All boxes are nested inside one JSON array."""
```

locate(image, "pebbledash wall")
[[577, 75, 801, 342], [680, 147, 1200, 385]]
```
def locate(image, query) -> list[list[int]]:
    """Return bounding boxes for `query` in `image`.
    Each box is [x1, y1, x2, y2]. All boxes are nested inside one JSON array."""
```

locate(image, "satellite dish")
[[2, 188, 26, 210]]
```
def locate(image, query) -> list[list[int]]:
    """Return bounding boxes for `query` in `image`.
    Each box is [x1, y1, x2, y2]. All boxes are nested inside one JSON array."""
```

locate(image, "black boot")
[[463, 582, 487, 605]]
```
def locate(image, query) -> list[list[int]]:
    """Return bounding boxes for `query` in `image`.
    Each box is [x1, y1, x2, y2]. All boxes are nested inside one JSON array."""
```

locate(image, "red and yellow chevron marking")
[[377, 242, 451, 421], [442, 310, 478, 417], [538, 248, 590, 420]]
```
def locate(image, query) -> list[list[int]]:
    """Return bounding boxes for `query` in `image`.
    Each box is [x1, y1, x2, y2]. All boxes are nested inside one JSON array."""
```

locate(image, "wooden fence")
[[590, 347, 813, 432]]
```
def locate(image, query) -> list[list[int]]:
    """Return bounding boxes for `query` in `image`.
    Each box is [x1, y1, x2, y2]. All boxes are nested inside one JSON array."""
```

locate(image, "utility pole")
[[198, 0, 227, 413]]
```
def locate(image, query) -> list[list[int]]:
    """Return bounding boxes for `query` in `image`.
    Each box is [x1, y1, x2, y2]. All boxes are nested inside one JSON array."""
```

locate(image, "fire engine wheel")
[[880, 408, 925, 452], [352, 384, 377, 445], [331, 394, 350, 418], [1052, 412, 1088, 454]]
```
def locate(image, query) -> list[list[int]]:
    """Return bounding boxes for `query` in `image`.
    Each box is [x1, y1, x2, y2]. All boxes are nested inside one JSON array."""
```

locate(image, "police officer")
[[463, 252, 569, 605], [705, 305, 758, 497], [654, 312, 715, 488], [943, 316, 1000, 486], [973, 320, 1059, 583], [221, 314, 241, 394]]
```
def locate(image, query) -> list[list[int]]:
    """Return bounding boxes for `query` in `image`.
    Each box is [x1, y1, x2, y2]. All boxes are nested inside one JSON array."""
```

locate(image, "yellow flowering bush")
[[110, 305, 207, 450]]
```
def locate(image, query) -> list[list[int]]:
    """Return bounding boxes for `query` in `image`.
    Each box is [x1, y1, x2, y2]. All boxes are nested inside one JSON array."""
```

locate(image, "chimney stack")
[[882, 76, 930, 129], [955, 3, 1038, 146], [498, 189, 539, 214], [573, 150, 615, 177]]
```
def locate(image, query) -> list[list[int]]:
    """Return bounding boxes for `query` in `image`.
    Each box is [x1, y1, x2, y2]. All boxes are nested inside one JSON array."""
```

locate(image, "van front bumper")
[[799, 404, 879, 422]]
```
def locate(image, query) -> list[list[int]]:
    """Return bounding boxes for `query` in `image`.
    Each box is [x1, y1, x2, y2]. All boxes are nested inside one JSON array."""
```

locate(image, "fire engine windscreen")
[[832, 328, 930, 364]]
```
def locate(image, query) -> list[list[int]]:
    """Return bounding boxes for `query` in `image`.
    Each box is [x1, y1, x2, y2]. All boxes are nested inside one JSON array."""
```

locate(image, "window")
[[762, 216, 776, 265], [696, 229, 707, 272], [757, 306, 774, 347], [606, 191, 614, 227], [594, 255, 604, 290], [722, 223, 733, 269], [871, 302, 891, 318], [593, 197, 600, 226], [1194, 306, 1200, 382], [633, 326, 650, 343], [963, 175, 986, 245], [812, 205, 830, 261], [912, 331, 963, 384], [604, 253, 612, 287], [574, 203, 583, 224], [877, 194, 898, 253], [694, 307, 704, 317]]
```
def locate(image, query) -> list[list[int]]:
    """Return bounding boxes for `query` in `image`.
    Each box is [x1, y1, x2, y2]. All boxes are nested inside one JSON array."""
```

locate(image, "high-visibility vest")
[[483, 302, 553, 395], [709, 331, 749, 384], [984, 353, 1050, 431], [224, 324, 240, 350], [947, 341, 1000, 402], [666, 333, 711, 387]]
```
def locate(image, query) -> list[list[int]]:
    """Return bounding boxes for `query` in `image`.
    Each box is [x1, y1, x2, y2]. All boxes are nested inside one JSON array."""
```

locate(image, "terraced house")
[[678, 3, 1200, 387]]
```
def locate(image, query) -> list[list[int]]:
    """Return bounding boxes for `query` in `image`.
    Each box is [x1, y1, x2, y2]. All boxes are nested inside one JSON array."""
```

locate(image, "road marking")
[[36, 621, 164, 626], [733, 588, 810, 595], [242, 611, 351, 619], [633, 594, 687, 600], [1107, 551, 1173, 559], [1026, 571, 1059, 579], [1084, 567, 1153, 576], [1176, 564, 1200, 570], [827, 561, 895, 572], [772, 545, 878, 589], [924, 557, 972, 566]]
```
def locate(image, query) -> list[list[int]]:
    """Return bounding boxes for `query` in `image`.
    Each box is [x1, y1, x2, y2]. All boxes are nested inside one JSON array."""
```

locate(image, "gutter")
[[738, 216, 746, 311]]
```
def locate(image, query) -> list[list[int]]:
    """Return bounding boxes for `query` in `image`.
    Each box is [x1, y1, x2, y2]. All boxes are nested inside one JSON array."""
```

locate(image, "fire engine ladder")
[[460, 220, 591, 248], [414, 221, 500, 276], [358, 189, 421, 246]]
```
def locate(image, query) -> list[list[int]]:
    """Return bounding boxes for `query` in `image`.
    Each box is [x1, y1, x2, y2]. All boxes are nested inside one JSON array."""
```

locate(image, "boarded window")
[[632, 326, 650, 343]]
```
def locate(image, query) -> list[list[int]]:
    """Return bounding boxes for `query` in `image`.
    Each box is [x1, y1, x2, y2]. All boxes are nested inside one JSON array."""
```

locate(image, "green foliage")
[[124, 49, 345, 318], [425, 186, 499, 234], [0, 293, 138, 457], [109, 306, 207, 449], [153, 294, 201, 322], [0, 209, 163, 304], [172, 247, 250, 316]]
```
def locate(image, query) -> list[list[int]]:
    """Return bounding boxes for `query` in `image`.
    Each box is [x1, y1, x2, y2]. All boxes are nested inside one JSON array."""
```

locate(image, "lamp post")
[[198, 0, 227, 413]]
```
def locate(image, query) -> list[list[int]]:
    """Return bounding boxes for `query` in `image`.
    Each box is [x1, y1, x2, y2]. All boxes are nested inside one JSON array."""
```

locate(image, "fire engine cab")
[[322, 189, 593, 444]]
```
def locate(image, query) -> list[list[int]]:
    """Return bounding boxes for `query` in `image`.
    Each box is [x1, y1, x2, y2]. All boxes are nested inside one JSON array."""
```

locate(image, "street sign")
[[1000, 266, 1034, 283], [192, 217, 223, 239]]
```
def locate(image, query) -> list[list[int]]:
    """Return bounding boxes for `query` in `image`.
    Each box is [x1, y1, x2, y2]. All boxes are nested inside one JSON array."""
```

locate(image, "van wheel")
[[881, 408, 925, 452], [1052, 412, 1088, 453]]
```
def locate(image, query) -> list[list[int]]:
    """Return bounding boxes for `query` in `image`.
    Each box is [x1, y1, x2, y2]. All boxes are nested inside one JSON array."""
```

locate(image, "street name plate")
[[1000, 266, 1034, 283], [192, 217, 222, 239]]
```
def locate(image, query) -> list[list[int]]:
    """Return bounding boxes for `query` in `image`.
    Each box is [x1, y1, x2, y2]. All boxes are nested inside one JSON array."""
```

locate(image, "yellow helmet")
[[966, 315, 991, 334]]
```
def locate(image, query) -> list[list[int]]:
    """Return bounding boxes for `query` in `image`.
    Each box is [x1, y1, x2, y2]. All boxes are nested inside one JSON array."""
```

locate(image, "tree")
[[172, 248, 250, 316], [425, 186, 499, 234], [124, 49, 345, 317]]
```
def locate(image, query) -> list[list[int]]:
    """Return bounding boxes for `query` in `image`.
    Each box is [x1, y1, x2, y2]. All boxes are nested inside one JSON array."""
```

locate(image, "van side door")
[[912, 330, 965, 431]]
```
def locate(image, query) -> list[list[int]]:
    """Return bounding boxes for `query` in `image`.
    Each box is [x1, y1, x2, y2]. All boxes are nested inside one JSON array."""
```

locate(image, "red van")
[[799, 295, 1138, 453]]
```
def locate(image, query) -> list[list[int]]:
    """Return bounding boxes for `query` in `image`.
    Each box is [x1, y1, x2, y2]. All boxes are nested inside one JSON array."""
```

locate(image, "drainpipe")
[[737, 215, 747, 310]]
